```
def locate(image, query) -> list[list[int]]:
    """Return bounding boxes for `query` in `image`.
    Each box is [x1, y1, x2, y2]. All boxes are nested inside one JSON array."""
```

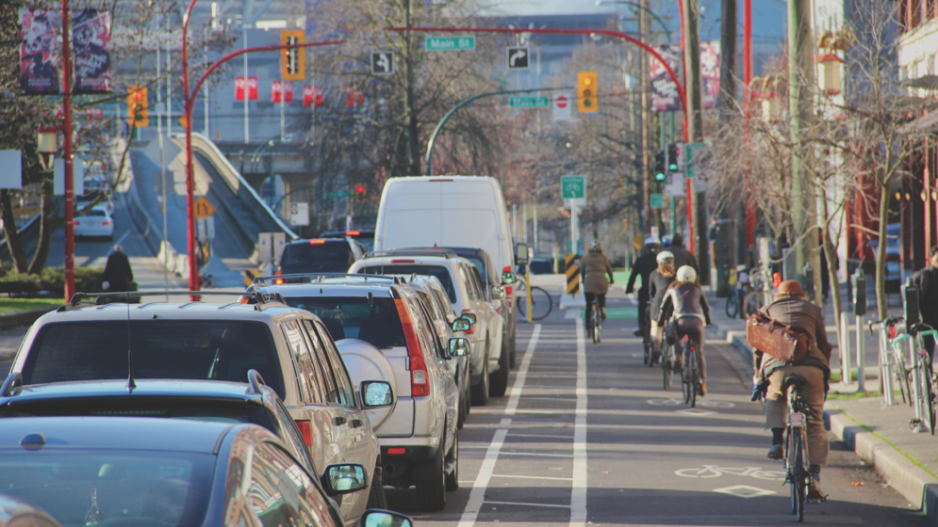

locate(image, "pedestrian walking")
[[102, 245, 134, 292]]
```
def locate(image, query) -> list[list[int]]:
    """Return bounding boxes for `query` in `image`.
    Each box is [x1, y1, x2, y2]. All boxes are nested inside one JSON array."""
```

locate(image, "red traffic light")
[[356, 184, 365, 194]]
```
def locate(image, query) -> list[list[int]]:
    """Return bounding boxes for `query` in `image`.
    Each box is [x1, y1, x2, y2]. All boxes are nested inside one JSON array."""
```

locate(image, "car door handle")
[[350, 419, 364, 428], [334, 416, 347, 426]]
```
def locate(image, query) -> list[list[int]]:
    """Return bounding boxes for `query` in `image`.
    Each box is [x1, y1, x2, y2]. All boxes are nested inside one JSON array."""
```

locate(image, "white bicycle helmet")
[[677, 265, 697, 283], [656, 250, 674, 264]]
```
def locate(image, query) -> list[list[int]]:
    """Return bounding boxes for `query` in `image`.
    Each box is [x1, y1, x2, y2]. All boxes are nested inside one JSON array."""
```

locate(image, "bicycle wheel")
[[662, 350, 672, 390], [593, 304, 602, 343], [788, 430, 807, 521], [725, 291, 738, 318], [743, 290, 764, 317], [895, 358, 913, 406], [688, 349, 698, 408], [919, 358, 936, 435], [523, 287, 552, 321]]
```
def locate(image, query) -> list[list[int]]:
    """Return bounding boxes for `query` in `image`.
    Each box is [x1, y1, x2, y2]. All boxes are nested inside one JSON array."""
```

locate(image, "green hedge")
[[0, 267, 136, 296]]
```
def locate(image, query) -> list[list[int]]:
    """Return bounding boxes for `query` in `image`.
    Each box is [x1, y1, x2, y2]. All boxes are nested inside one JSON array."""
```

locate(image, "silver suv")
[[251, 276, 468, 511], [5, 291, 388, 524]]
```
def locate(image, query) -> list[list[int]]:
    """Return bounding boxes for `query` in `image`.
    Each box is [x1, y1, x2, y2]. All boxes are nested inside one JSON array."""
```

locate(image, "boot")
[[767, 445, 784, 460], [808, 477, 826, 501], [698, 382, 707, 396]]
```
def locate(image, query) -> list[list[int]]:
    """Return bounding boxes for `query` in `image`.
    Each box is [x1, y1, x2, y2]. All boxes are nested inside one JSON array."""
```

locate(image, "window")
[[24, 321, 284, 398], [243, 443, 334, 527], [287, 296, 406, 349], [459, 266, 479, 302], [301, 320, 341, 406], [360, 265, 456, 302], [469, 266, 489, 301], [416, 302, 446, 358], [281, 320, 320, 404], [280, 242, 354, 274], [313, 320, 357, 408]]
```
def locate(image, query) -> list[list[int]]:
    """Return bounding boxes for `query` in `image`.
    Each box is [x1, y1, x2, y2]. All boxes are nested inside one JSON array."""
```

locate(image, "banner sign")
[[248, 76, 258, 100], [272, 80, 282, 103], [235, 77, 245, 101], [650, 45, 681, 112], [19, 9, 60, 94], [700, 41, 721, 109], [72, 9, 111, 94], [302, 85, 312, 107], [284, 81, 294, 103]]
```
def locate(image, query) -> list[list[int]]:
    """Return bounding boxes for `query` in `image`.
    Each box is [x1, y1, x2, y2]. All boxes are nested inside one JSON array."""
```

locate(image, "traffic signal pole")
[[61, 0, 75, 301]]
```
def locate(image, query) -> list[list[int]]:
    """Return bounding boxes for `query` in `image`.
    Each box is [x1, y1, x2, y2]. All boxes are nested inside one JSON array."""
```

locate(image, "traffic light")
[[354, 184, 366, 202], [127, 86, 148, 128], [667, 143, 679, 171], [281, 30, 305, 81], [654, 151, 666, 182], [577, 71, 598, 113]]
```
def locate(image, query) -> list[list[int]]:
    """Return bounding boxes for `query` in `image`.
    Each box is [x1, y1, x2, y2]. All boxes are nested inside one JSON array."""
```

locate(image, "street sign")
[[197, 216, 216, 239], [372, 51, 394, 75], [193, 196, 216, 218], [507, 47, 529, 69], [509, 96, 549, 108], [664, 174, 685, 197], [426, 36, 475, 51], [553, 93, 571, 121], [685, 142, 710, 179], [259, 233, 273, 262], [561, 176, 585, 200], [650, 193, 664, 208], [290, 202, 309, 226]]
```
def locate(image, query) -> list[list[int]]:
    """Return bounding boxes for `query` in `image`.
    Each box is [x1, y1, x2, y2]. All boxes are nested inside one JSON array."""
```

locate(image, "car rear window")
[[281, 242, 353, 274], [22, 321, 285, 398], [81, 209, 107, 217], [284, 297, 406, 349], [359, 265, 456, 302]]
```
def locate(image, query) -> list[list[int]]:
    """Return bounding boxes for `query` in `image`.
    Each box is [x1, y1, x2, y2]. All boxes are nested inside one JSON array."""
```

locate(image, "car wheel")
[[489, 338, 510, 397], [366, 465, 387, 509], [415, 440, 447, 511], [445, 433, 459, 491], [470, 347, 490, 406]]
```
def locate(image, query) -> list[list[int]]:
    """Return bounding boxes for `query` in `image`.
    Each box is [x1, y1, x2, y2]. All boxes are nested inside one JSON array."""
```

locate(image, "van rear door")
[[379, 180, 442, 249]]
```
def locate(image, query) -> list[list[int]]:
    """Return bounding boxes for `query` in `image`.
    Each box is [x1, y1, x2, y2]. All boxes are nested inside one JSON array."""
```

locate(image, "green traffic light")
[[655, 172, 666, 182], [668, 162, 678, 171], [584, 100, 591, 107]]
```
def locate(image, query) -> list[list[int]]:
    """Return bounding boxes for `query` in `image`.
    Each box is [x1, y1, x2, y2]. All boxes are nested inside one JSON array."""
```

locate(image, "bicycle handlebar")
[[890, 333, 913, 352], [869, 316, 904, 337]]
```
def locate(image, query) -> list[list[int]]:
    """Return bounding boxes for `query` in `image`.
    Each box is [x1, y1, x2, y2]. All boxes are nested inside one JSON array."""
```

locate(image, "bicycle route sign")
[[561, 176, 585, 200]]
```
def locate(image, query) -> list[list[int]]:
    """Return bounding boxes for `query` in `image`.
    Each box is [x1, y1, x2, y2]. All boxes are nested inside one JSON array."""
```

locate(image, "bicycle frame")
[[892, 329, 938, 433], [786, 383, 811, 518]]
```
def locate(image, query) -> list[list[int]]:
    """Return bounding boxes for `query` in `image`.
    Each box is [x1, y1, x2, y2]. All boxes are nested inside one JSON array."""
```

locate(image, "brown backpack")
[[746, 310, 813, 363]]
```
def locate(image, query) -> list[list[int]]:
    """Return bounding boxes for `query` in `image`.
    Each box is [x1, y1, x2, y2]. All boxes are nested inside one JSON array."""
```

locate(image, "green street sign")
[[650, 193, 664, 208], [684, 142, 709, 179], [426, 36, 476, 51], [561, 176, 585, 200], [509, 96, 549, 108]]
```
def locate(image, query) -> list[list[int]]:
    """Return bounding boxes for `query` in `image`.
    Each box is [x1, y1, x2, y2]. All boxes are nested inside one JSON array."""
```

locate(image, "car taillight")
[[395, 298, 429, 396], [73, 221, 80, 225], [238, 296, 250, 304], [102, 221, 111, 225], [462, 309, 475, 335], [387, 447, 406, 455], [309, 239, 326, 245], [296, 420, 314, 446], [274, 278, 284, 285], [345, 230, 360, 236], [391, 259, 415, 264]]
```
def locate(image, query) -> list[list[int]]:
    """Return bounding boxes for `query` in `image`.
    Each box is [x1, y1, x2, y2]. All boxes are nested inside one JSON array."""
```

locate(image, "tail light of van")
[[102, 221, 111, 226], [274, 268, 283, 285], [394, 299, 430, 396], [461, 309, 475, 335], [502, 266, 514, 308], [295, 420, 314, 447], [345, 230, 360, 236], [309, 239, 326, 245]]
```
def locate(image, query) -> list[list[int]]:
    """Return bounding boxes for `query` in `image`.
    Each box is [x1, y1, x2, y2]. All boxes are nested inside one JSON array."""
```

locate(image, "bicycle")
[[891, 324, 938, 434], [661, 333, 674, 390], [642, 305, 654, 367], [587, 296, 602, 343], [725, 267, 752, 319], [516, 285, 553, 321], [742, 268, 770, 318], [869, 316, 911, 407], [679, 333, 702, 407], [782, 374, 814, 522]]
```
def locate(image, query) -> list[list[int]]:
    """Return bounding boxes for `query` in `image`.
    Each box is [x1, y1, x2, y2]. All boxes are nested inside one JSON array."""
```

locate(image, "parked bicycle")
[[680, 334, 703, 407], [783, 374, 816, 522], [891, 323, 938, 434], [869, 316, 911, 407], [516, 285, 554, 321], [725, 266, 752, 319]]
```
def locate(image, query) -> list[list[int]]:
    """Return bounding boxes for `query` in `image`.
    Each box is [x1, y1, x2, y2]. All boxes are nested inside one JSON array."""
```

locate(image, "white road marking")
[[457, 325, 540, 527], [497, 452, 574, 458], [508, 433, 576, 439], [712, 485, 777, 498], [571, 318, 588, 527], [485, 500, 572, 509], [492, 474, 574, 481]]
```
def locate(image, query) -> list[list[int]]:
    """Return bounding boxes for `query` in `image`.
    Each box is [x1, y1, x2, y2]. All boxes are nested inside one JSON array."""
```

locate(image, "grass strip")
[[835, 406, 938, 480], [0, 297, 64, 313]]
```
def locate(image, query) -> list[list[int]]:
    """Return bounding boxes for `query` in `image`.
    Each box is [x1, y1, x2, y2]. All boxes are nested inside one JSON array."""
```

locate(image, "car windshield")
[[0, 450, 214, 527], [283, 296, 406, 348], [22, 321, 284, 398], [359, 265, 456, 302], [281, 243, 353, 274]]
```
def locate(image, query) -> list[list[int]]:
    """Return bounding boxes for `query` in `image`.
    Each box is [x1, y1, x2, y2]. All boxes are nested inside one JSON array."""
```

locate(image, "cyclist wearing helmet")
[[581, 239, 614, 330], [626, 237, 661, 337], [658, 265, 712, 395], [648, 250, 677, 361]]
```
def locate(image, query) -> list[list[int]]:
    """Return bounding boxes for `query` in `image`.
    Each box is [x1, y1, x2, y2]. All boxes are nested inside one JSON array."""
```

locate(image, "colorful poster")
[[19, 9, 59, 94], [700, 41, 721, 109], [302, 85, 313, 107], [650, 45, 682, 112], [284, 81, 294, 103], [235, 77, 245, 101], [248, 77, 258, 100], [272, 80, 282, 103], [72, 9, 111, 93]]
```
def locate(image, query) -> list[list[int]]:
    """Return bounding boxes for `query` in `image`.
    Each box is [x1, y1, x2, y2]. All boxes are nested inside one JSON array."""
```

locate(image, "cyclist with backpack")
[[580, 240, 615, 331], [657, 265, 712, 395]]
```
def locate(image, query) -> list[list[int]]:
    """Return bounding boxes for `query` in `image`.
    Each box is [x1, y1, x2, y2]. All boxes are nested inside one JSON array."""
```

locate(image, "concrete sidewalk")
[[704, 290, 938, 522]]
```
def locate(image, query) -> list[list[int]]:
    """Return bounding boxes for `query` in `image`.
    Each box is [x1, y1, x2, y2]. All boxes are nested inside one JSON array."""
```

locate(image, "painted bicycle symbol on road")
[[675, 465, 786, 481], [647, 398, 734, 408]]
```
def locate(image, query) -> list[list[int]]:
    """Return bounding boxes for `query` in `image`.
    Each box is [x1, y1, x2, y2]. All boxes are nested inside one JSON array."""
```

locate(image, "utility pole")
[[715, 0, 737, 295], [787, 0, 818, 294], [640, 0, 652, 237], [682, 0, 709, 285]]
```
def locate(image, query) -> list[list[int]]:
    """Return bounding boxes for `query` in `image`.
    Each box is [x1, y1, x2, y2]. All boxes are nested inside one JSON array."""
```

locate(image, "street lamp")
[[36, 131, 58, 172]]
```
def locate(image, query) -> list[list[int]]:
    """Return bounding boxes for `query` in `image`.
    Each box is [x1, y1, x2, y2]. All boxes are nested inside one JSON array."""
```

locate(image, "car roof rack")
[[363, 248, 457, 259], [246, 369, 267, 395], [252, 273, 404, 287], [62, 290, 287, 311]]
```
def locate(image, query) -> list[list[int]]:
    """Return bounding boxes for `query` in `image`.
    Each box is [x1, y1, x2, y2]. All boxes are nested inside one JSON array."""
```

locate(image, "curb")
[[825, 408, 938, 521]]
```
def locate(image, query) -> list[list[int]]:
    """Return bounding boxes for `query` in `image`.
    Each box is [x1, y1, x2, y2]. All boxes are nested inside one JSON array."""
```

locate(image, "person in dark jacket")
[[752, 280, 832, 501], [658, 265, 711, 394], [649, 251, 677, 361], [626, 238, 661, 336], [102, 245, 134, 292], [911, 246, 938, 360], [668, 232, 698, 271], [580, 240, 615, 330]]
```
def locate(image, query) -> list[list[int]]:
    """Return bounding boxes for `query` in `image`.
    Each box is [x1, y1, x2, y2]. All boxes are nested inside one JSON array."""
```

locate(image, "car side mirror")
[[516, 243, 529, 266], [361, 510, 413, 527], [447, 337, 470, 357], [460, 312, 477, 324], [451, 317, 471, 332], [491, 285, 505, 299], [361, 381, 393, 408], [501, 271, 517, 285], [321, 463, 367, 496]]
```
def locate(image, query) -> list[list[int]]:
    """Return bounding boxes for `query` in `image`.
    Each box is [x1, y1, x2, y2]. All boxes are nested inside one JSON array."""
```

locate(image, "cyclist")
[[626, 237, 661, 337], [910, 246, 938, 363], [580, 239, 614, 331], [657, 265, 711, 395], [751, 280, 832, 500], [648, 250, 676, 362], [668, 232, 698, 271]]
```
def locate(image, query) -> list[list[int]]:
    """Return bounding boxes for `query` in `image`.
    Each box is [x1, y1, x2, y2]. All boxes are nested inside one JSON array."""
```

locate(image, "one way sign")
[[507, 47, 529, 69], [372, 51, 394, 75]]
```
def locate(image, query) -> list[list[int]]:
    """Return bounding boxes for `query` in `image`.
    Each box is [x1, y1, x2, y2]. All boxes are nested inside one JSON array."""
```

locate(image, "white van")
[[374, 175, 517, 369]]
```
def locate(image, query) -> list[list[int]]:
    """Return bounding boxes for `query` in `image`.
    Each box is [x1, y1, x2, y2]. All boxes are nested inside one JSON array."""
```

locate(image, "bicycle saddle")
[[783, 375, 808, 391]]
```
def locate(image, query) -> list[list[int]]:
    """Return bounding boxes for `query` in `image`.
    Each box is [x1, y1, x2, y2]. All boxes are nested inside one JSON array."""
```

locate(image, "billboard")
[[650, 45, 682, 112], [700, 41, 721, 109], [19, 9, 60, 94], [72, 9, 112, 94]]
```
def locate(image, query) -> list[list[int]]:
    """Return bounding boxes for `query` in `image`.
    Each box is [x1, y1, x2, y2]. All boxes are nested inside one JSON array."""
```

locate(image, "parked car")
[[374, 175, 517, 355], [278, 238, 364, 277], [0, 373, 320, 477], [521, 258, 555, 275], [5, 292, 388, 524], [0, 495, 62, 527], [250, 275, 467, 511], [322, 229, 375, 254], [73, 206, 113, 239], [0, 416, 406, 527], [349, 249, 507, 405]]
